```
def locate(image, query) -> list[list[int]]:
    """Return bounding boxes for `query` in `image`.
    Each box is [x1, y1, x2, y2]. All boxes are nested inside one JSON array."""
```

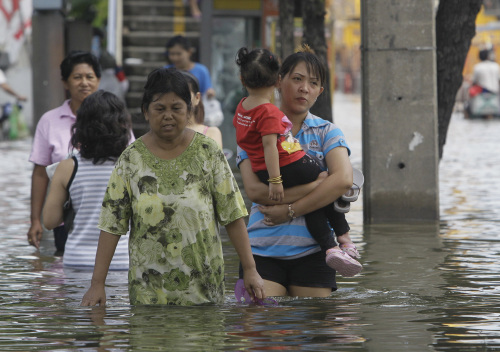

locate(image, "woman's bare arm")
[[291, 147, 353, 216], [259, 147, 352, 225], [81, 231, 120, 306], [26, 165, 50, 248], [225, 218, 265, 300], [43, 158, 74, 230], [206, 126, 223, 148], [238, 158, 326, 205]]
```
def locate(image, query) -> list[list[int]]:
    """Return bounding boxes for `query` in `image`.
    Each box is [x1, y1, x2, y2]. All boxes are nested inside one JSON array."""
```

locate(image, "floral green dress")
[[98, 133, 248, 305]]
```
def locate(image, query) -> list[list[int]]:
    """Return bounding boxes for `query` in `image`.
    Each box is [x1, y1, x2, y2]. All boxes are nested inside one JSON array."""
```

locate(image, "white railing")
[[107, 0, 123, 65]]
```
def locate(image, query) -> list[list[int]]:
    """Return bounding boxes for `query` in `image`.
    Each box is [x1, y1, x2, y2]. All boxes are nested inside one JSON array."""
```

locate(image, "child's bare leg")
[[336, 232, 354, 245], [304, 207, 361, 276], [189, 0, 201, 18]]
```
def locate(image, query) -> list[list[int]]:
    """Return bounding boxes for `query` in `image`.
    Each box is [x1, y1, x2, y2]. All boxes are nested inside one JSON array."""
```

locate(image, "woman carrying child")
[[235, 46, 362, 296]]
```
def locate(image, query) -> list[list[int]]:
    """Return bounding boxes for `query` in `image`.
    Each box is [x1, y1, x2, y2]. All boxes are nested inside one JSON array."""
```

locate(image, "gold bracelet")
[[267, 175, 283, 184]]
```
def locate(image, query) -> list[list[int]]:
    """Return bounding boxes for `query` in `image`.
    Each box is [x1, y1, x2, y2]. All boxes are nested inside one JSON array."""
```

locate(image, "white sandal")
[[342, 168, 364, 202]]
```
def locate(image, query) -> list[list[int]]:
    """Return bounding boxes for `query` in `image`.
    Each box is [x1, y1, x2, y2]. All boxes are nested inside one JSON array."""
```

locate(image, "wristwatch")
[[288, 204, 296, 220]]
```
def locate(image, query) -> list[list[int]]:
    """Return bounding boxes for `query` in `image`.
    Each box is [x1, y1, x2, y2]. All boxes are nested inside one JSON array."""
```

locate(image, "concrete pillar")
[[361, 0, 439, 223], [199, 0, 213, 69], [31, 10, 65, 130], [65, 19, 93, 53]]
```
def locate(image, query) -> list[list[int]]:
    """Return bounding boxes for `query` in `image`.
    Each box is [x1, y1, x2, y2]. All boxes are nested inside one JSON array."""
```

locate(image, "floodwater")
[[1, 94, 500, 351]]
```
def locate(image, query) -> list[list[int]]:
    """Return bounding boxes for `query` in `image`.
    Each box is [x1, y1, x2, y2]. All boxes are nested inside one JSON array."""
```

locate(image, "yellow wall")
[[332, 0, 361, 91], [332, 0, 360, 21], [342, 21, 360, 48], [464, 6, 500, 78]]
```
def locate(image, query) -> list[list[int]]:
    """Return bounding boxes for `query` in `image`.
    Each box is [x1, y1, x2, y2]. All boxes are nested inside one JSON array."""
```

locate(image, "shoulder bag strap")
[[65, 155, 78, 195]]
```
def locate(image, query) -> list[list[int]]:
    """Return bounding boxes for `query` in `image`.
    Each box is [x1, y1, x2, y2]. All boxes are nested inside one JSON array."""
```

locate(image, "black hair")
[[235, 47, 280, 89], [165, 35, 193, 52], [180, 71, 205, 124], [141, 67, 192, 115], [279, 45, 327, 87], [479, 49, 490, 61], [71, 90, 131, 164], [60, 50, 101, 81]]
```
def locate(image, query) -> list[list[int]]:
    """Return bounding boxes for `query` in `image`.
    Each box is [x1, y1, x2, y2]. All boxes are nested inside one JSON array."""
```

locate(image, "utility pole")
[[200, 0, 214, 71], [302, 0, 333, 122], [31, 2, 65, 129], [361, 0, 439, 223], [278, 0, 294, 59]]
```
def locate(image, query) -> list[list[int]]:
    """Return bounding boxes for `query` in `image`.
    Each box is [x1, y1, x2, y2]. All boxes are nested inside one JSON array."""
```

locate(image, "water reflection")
[[432, 115, 500, 351], [2, 105, 500, 350]]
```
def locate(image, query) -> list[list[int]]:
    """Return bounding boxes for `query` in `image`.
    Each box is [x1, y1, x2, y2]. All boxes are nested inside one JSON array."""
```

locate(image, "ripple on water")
[[2, 110, 500, 350]]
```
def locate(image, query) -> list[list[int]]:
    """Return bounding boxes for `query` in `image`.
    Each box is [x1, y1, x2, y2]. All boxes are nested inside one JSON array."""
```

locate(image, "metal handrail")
[[107, 0, 124, 66]]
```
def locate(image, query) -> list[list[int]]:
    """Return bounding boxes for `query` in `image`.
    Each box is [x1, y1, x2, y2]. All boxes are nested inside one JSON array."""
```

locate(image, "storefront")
[[198, 0, 268, 154]]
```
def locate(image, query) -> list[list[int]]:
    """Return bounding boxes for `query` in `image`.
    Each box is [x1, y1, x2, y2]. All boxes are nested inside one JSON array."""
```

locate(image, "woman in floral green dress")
[[81, 68, 264, 306]]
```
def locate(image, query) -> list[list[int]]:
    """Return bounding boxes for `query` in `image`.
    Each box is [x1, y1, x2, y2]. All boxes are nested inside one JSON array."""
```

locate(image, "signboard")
[[0, 0, 32, 65]]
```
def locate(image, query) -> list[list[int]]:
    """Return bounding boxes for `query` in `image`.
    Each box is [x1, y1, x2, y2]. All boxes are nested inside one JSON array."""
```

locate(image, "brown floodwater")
[[0, 94, 499, 351]]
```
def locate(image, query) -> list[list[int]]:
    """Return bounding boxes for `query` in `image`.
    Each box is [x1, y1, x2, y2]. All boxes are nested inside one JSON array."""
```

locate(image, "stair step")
[[126, 92, 145, 114], [123, 15, 200, 32], [128, 106, 141, 115], [124, 61, 165, 77], [127, 75, 149, 92], [123, 30, 200, 39], [131, 119, 149, 138], [123, 31, 200, 47], [122, 0, 201, 138], [123, 36, 201, 62], [123, 1, 179, 16], [123, 46, 166, 62], [123, 1, 198, 19], [123, 15, 200, 24]]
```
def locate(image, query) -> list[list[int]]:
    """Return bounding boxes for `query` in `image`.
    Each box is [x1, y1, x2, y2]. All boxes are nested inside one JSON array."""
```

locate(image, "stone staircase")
[[122, 0, 201, 137]]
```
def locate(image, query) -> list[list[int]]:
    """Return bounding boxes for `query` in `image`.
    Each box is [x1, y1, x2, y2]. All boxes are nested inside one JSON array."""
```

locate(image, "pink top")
[[29, 99, 136, 166], [29, 100, 76, 166]]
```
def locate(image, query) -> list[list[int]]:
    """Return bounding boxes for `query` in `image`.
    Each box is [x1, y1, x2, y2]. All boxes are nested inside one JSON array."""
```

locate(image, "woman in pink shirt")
[[27, 51, 102, 254]]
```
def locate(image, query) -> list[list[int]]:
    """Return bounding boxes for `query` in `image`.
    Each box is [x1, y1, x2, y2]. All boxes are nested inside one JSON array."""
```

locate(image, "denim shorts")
[[239, 250, 337, 291]]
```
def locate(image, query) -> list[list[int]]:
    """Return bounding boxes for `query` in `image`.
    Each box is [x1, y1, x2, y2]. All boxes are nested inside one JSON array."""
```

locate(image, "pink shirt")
[[29, 100, 76, 166], [29, 99, 136, 166]]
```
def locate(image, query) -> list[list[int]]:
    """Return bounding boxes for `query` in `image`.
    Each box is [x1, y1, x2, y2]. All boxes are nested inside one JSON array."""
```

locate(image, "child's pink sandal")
[[325, 248, 362, 277], [339, 243, 361, 259]]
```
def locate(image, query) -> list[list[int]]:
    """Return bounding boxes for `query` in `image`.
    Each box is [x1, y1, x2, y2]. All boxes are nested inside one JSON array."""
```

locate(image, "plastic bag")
[[469, 84, 482, 98], [0, 102, 12, 123], [8, 103, 28, 139], [202, 96, 224, 127]]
